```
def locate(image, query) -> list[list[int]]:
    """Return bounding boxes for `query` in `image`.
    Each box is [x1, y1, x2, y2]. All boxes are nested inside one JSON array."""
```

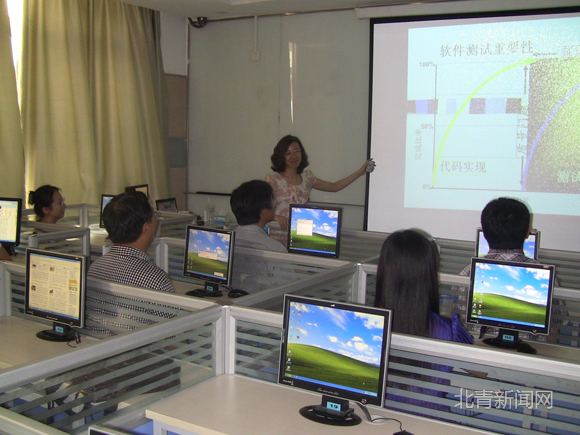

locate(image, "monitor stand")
[[482, 329, 536, 354], [299, 396, 361, 426], [37, 323, 76, 342], [186, 281, 223, 298], [1, 242, 16, 257]]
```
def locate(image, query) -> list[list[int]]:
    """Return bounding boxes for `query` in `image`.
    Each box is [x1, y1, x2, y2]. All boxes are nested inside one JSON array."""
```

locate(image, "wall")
[[187, 11, 369, 227], [183, 0, 580, 232]]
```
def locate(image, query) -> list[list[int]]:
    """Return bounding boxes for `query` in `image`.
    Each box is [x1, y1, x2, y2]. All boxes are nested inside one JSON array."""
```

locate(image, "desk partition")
[[1, 271, 579, 435], [0, 265, 220, 434], [224, 305, 580, 435]]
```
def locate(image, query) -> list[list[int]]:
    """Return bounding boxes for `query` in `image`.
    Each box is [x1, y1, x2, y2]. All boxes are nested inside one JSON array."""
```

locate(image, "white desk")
[[0, 316, 97, 370], [146, 375, 498, 435]]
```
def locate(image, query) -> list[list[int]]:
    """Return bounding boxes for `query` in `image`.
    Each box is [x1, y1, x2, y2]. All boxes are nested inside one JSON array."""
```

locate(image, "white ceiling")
[[118, 0, 457, 21]]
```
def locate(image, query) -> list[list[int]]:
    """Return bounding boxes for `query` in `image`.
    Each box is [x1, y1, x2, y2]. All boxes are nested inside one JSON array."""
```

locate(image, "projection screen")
[[367, 7, 580, 251]]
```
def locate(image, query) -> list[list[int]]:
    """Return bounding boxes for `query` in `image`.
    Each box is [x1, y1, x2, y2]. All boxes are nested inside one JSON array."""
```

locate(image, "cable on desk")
[[354, 401, 403, 428]]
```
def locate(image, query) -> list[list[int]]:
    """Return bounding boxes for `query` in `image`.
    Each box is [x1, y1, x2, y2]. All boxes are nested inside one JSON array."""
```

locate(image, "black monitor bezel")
[[475, 228, 540, 259], [278, 294, 392, 408], [287, 204, 342, 259], [183, 224, 235, 287], [24, 248, 87, 329], [99, 194, 115, 228], [156, 197, 178, 213], [0, 197, 22, 247], [467, 257, 555, 335], [124, 184, 149, 198]]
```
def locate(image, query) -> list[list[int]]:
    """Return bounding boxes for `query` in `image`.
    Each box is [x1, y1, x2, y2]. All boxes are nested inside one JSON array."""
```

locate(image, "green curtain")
[[20, 0, 169, 204], [0, 0, 24, 198]]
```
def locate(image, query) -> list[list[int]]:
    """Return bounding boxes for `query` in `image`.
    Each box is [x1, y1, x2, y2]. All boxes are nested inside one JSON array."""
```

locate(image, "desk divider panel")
[[0, 303, 221, 434], [225, 306, 580, 435]]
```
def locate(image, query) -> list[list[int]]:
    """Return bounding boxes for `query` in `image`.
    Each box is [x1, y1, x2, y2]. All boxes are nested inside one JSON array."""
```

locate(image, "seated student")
[[375, 229, 473, 412], [229, 180, 287, 293], [460, 197, 536, 276], [89, 191, 174, 293], [28, 185, 66, 223], [230, 180, 286, 253], [375, 229, 473, 342]]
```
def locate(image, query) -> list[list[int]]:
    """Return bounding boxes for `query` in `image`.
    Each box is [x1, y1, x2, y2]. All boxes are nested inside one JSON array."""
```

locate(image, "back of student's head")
[[104, 191, 153, 244], [374, 229, 439, 337], [481, 197, 530, 250], [28, 185, 60, 219], [230, 180, 273, 226]]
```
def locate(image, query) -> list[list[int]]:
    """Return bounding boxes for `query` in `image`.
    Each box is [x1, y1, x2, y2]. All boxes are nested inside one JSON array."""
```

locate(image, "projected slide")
[[368, 9, 580, 250], [284, 301, 384, 395], [406, 17, 580, 211]]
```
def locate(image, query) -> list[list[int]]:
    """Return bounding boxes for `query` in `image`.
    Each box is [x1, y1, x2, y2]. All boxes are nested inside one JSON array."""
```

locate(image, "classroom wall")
[[183, 0, 580, 232], [187, 11, 369, 227]]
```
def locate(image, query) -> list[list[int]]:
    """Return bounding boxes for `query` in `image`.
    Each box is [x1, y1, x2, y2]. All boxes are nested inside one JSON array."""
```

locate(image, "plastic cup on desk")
[[439, 294, 456, 317]]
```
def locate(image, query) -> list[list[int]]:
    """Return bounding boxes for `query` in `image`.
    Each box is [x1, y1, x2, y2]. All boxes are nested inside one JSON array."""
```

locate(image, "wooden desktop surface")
[[0, 316, 97, 370], [146, 375, 498, 435]]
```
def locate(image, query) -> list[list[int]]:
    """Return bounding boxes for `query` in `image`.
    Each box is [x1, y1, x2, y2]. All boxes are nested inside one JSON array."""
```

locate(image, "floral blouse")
[[265, 170, 317, 218]]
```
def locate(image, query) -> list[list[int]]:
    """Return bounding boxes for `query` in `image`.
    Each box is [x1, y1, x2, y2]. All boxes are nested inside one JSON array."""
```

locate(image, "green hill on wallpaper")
[[474, 293, 546, 324], [286, 344, 378, 392], [187, 253, 227, 277], [290, 232, 336, 252]]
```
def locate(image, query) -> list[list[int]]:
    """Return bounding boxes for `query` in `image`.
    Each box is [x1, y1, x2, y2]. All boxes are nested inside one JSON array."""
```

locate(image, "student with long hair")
[[375, 229, 473, 342], [374, 229, 473, 413]]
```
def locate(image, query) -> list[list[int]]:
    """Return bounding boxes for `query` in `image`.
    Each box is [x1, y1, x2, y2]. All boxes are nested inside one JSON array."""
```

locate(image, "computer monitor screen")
[[25, 248, 87, 342], [0, 197, 22, 247], [156, 197, 178, 213], [99, 194, 114, 228], [183, 225, 235, 291], [287, 204, 342, 258], [467, 257, 555, 352], [475, 228, 540, 259], [125, 184, 149, 198], [279, 295, 392, 409]]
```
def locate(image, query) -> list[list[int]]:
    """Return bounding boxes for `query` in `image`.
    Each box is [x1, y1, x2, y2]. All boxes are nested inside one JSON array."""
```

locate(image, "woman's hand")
[[274, 214, 289, 231]]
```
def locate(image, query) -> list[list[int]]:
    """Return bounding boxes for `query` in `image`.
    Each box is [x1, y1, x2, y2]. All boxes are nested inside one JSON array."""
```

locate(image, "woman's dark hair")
[[28, 185, 60, 219], [374, 229, 440, 338], [270, 135, 309, 174], [103, 191, 153, 244]]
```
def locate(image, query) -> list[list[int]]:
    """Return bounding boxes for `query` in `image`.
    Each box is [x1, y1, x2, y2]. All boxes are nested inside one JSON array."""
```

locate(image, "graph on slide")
[[405, 17, 580, 207]]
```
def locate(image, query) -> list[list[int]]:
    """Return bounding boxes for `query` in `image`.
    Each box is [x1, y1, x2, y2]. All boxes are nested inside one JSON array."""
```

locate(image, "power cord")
[[354, 402, 403, 428]]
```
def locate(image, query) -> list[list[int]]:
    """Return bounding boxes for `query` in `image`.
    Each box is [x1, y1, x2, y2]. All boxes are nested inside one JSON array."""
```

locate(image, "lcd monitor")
[[475, 228, 540, 259], [0, 197, 22, 256], [183, 225, 235, 297], [467, 257, 555, 354], [99, 194, 115, 228], [287, 204, 342, 259], [25, 248, 87, 342], [125, 184, 149, 198], [156, 197, 178, 213], [278, 295, 392, 426]]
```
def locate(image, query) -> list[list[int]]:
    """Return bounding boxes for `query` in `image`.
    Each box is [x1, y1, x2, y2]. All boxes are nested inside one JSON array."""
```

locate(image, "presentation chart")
[[405, 17, 580, 210]]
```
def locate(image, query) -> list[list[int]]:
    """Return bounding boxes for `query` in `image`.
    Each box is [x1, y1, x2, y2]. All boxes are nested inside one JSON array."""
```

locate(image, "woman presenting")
[[265, 135, 373, 231]]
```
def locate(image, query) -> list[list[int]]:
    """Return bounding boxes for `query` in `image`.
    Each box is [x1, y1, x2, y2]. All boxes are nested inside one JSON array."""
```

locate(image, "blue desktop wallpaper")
[[290, 208, 338, 238], [473, 262, 550, 306], [187, 229, 230, 263], [288, 301, 385, 367]]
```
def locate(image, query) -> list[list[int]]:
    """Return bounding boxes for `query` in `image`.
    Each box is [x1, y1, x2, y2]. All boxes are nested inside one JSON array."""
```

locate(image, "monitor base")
[[299, 405, 361, 426], [36, 329, 76, 342], [482, 329, 537, 354]]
